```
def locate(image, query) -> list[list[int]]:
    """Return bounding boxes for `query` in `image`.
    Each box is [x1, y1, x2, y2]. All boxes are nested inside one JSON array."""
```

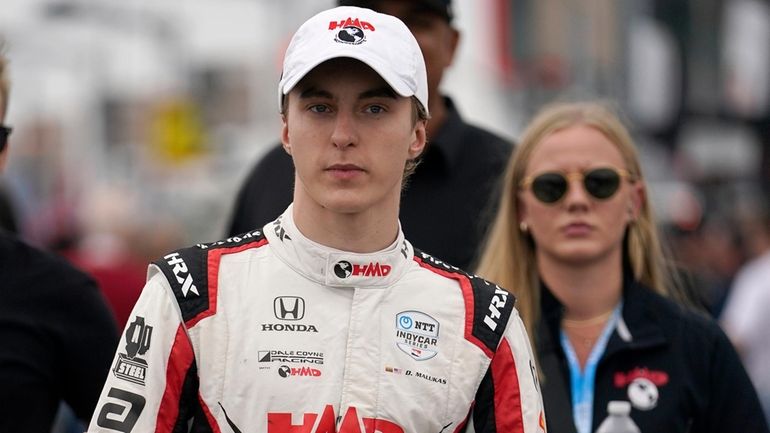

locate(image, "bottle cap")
[[607, 401, 632, 415]]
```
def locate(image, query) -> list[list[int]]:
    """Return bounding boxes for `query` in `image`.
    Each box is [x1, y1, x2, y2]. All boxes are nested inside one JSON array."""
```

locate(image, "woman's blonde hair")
[[475, 101, 683, 346]]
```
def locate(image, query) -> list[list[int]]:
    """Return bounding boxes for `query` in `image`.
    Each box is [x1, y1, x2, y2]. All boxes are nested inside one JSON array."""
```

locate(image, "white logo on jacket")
[[395, 311, 440, 361], [163, 252, 199, 297], [483, 287, 508, 331]]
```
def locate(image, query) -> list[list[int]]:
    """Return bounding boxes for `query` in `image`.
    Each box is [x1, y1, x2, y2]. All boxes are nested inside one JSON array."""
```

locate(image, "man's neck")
[[537, 252, 623, 321], [291, 194, 401, 254]]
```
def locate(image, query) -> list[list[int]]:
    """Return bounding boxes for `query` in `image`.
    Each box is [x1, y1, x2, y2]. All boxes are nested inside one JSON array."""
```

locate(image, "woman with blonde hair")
[[476, 101, 767, 433]]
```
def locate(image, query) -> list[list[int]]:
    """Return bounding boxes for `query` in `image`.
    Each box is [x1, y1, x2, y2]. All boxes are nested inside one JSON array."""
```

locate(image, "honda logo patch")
[[274, 296, 305, 321]]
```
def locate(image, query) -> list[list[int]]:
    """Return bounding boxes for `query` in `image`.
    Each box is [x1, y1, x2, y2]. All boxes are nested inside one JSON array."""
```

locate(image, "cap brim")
[[279, 51, 415, 104]]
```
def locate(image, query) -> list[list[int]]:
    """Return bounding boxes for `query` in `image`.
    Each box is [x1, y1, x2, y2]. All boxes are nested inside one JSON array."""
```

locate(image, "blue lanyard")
[[560, 303, 622, 433]]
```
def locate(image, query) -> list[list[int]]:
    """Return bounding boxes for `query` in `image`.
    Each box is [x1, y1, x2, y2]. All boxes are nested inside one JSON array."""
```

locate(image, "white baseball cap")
[[278, 6, 429, 116]]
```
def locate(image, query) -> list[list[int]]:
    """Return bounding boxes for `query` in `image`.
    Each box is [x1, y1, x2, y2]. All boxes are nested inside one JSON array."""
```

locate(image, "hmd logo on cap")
[[330, 17, 374, 45]]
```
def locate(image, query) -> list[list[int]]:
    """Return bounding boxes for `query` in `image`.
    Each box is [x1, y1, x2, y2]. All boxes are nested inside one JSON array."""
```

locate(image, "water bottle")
[[595, 401, 641, 433]]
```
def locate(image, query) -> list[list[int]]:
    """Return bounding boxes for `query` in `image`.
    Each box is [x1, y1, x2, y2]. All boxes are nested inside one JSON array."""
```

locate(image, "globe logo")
[[399, 315, 413, 330], [334, 261, 352, 279], [335, 26, 365, 45], [278, 365, 291, 378], [628, 377, 658, 410]]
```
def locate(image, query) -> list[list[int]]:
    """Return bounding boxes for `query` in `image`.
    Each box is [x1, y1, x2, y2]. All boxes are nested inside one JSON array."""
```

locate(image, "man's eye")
[[366, 105, 385, 114], [309, 105, 330, 113]]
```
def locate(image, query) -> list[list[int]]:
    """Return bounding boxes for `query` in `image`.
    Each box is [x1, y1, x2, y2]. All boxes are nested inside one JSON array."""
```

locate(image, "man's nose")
[[331, 111, 357, 148]]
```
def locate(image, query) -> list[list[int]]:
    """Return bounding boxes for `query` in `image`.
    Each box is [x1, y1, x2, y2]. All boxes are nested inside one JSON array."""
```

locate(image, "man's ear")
[[280, 114, 292, 155], [408, 120, 427, 159]]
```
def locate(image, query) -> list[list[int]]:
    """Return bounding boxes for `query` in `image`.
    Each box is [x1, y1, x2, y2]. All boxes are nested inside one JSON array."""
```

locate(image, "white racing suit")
[[88, 207, 545, 433]]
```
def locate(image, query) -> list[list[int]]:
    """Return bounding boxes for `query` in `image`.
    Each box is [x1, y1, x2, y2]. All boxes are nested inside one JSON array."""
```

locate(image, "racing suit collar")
[[264, 205, 414, 288]]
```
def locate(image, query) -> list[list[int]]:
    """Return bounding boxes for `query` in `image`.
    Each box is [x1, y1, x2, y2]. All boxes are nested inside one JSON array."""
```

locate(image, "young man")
[[89, 7, 544, 433], [0, 47, 119, 432], [228, 0, 513, 270]]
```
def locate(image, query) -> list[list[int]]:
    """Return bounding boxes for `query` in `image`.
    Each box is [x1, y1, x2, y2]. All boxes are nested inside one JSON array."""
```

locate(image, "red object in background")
[[85, 261, 146, 329], [494, 0, 516, 85], [64, 249, 146, 329]]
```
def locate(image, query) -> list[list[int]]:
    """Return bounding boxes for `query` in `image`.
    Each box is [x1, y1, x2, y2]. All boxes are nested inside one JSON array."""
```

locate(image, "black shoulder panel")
[[153, 229, 267, 323], [414, 249, 516, 354], [153, 246, 210, 323], [467, 271, 516, 354]]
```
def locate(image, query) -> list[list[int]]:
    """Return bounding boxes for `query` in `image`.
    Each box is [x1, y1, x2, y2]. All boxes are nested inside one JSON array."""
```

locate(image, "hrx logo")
[[483, 287, 508, 331], [267, 405, 403, 433], [163, 252, 199, 297]]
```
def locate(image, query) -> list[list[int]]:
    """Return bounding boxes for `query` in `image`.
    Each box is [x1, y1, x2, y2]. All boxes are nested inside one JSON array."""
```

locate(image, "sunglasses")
[[0, 125, 11, 153], [520, 167, 633, 204]]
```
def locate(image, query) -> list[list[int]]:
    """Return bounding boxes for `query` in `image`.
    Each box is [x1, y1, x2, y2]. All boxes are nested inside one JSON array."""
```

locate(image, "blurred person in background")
[[664, 215, 748, 318], [0, 180, 18, 233], [60, 187, 165, 329], [721, 211, 770, 422], [227, 0, 513, 270], [87, 6, 544, 432], [687, 217, 746, 317], [0, 43, 119, 433], [476, 101, 768, 433]]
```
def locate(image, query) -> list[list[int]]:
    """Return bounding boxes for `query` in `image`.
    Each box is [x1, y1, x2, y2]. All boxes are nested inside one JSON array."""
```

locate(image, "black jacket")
[[226, 97, 512, 269], [0, 233, 119, 432], [538, 278, 769, 433]]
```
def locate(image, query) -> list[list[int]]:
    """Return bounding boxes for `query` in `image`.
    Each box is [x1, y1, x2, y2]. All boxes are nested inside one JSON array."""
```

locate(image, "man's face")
[[368, 0, 458, 100], [281, 58, 426, 215]]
